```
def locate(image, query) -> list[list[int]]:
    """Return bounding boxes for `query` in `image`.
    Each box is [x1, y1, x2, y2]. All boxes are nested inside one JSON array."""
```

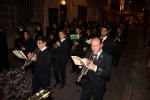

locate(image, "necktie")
[[39, 50, 41, 53], [93, 54, 97, 64]]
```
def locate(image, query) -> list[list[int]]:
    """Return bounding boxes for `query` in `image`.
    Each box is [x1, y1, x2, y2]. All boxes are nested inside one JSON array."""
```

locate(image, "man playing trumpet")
[[80, 37, 112, 100]]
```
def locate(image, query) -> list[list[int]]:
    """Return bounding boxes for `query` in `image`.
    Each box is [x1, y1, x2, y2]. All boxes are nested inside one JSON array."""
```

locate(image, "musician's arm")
[[95, 56, 112, 78]]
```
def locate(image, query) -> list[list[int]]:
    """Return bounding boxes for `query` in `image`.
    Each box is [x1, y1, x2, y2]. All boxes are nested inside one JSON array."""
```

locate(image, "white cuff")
[[93, 65, 97, 72]]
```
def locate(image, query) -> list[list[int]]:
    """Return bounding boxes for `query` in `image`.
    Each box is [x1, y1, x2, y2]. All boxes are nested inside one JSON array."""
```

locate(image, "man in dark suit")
[[80, 37, 112, 100], [0, 26, 9, 72], [119, 23, 128, 39], [14, 23, 24, 49], [100, 26, 114, 54], [47, 32, 56, 49], [34, 23, 43, 41], [28, 36, 52, 95], [53, 30, 69, 89], [52, 22, 59, 40], [112, 27, 126, 68], [70, 27, 85, 74]]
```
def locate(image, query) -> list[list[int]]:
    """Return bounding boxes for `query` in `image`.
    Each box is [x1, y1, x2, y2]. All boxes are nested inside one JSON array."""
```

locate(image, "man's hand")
[[30, 54, 37, 62], [88, 61, 96, 70], [83, 58, 89, 63], [27, 53, 37, 62], [56, 41, 60, 47], [16, 35, 20, 38], [74, 41, 79, 45], [115, 36, 119, 40], [21, 46, 25, 50]]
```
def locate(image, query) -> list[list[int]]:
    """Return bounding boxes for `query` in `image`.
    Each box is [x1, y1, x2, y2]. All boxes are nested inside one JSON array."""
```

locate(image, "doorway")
[[49, 8, 58, 26], [78, 6, 87, 21], [60, 5, 67, 20]]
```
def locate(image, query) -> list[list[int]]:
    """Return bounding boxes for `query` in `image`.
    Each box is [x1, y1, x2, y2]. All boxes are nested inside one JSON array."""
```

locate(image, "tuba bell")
[[28, 87, 52, 100]]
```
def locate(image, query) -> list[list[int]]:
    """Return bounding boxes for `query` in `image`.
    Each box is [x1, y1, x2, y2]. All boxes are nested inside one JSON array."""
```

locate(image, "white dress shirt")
[[101, 36, 107, 42], [40, 46, 47, 52], [93, 49, 103, 72]]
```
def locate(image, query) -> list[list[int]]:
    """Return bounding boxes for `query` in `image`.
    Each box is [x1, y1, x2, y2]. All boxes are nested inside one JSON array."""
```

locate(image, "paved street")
[[7, 25, 150, 100]]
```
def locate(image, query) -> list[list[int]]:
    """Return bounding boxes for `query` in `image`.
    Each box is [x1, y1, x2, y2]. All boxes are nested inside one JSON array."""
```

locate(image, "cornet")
[[21, 47, 40, 70], [75, 52, 97, 85]]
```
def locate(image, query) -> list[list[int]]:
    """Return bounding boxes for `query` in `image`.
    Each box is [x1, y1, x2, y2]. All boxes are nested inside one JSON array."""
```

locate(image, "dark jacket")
[[33, 48, 52, 74], [83, 50, 112, 93], [0, 30, 8, 54], [113, 32, 126, 52], [55, 39, 69, 61], [74, 34, 85, 51], [102, 36, 114, 54], [22, 39, 36, 56]]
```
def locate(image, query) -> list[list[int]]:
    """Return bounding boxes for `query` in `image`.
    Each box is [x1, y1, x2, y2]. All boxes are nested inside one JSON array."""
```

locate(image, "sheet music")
[[13, 50, 27, 59], [18, 51, 28, 59], [86, 38, 92, 44], [71, 56, 89, 68]]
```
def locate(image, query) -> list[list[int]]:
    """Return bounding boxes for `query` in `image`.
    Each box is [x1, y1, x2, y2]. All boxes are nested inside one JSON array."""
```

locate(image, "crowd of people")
[[0, 17, 130, 100]]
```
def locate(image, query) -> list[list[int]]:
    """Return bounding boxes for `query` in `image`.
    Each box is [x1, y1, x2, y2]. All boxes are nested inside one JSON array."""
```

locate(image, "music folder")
[[85, 38, 92, 44], [71, 56, 89, 68], [13, 50, 28, 59], [70, 34, 79, 40]]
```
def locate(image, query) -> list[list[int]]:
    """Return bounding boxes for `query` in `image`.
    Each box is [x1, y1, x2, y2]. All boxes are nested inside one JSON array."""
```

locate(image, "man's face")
[[91, 38, 103, 54], [117, 28, 122, 34], [86, 30, 90, 34], [120, 24, 123, 28], [76, 28, 81, 35], [36, 26, 40, 29], [36, 40, 46, 49], [53, 24, 56, 28], [24, 32, 29, 39], [17, 26, 22, 30], [59, 32, 66, 39], [101, 28, 108, 37]]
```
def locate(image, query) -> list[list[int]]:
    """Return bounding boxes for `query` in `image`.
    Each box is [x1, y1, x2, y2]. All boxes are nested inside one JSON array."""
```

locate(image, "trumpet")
[[71, 40, 77, 54], [28, 86, 52, 100], [75, 52, 97, 85], [21, 47, 40, 69]]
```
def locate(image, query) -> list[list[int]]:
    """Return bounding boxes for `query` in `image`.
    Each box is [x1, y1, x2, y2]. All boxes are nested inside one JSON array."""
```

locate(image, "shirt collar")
[[61, 38, 65, 42], [40, 46, 47, 52], [50, 37, 53, 39], [96, 49, 102, 59], [101, 36, 107, 42], [37, 28, 41, 30], [20, 29, 23, 31]]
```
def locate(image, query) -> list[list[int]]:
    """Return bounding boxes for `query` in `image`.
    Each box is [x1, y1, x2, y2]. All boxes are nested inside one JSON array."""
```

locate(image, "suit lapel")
[[95, 51, 105, 66]]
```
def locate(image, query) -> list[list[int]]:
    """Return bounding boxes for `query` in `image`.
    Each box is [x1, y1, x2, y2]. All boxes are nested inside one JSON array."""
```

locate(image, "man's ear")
[[43, 42, 46, 45]]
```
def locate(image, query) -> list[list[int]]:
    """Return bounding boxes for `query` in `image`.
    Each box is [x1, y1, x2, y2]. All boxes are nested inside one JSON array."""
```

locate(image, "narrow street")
[[7, 25, 150, 100]]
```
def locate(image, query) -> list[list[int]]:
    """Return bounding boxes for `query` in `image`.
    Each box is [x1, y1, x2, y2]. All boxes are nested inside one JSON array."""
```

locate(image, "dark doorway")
[[49, 8, 58, 26], [78, 6, 87, 21], [60, 5, 67, 20]]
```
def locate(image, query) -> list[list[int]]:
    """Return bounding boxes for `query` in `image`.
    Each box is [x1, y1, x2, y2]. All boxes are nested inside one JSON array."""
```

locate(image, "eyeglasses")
[[36, 42, 43, 44]]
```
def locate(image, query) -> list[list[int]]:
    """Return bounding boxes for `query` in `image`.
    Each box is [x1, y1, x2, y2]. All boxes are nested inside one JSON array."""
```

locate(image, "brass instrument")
[[21, 47, 40, 69], [75, 52, 97, 85], [71, 40, 77, 54], [28, 87, 52, 100], [83, 44, 91, 52], [49, 40, 60, 58]]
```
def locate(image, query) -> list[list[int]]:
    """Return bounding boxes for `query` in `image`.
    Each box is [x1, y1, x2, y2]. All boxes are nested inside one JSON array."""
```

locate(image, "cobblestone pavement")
[[7, 25, 143, 100], [122, 27, 150, 100]]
